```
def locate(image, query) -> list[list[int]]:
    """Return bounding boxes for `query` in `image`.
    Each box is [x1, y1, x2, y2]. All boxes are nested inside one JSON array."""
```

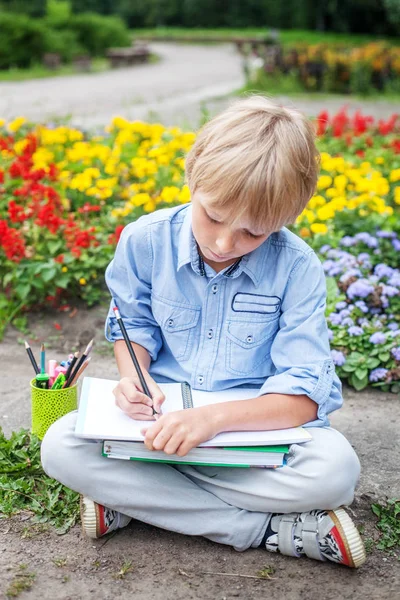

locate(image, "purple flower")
[[369, 368, 388, 382], [391, 347, 400, 361], [388, 322, 399, 331], [336, 301, 347, 310], [347, 279, 374, 300], [348, 326, 364, 336], [320, 244, 331, 254], [331, 350, 346, 366], [392, 239, 400, 251], [374, 249, 381, 255], [381, 284, 399, 297], [374, 264, 394, 279], [388, 273, 400, 287], [342, 317, 354, 327], [381, 296, 389, 309], [376, 230, 395, 238], [329, 313, 342, 325], [370, 307, 382, 315], [340, 268, 362, 282], [355, 300, 369, 314], [358, 252, 371, 261], [340, 308, 351, 318], [328, 265, 343, 277], [369, 332, 386, 344], [327, 329, 334, 340], [354, 232, 378, 248], [358, 318, 369, 327], [341, 236, 356, 247]]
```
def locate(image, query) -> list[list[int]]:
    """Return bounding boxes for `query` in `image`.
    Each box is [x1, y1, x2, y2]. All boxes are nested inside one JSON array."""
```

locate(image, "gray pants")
[[41, 411, 360, 552]]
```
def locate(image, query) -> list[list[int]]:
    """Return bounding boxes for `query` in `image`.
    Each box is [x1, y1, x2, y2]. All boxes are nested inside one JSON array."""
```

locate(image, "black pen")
[[113, 306, 158, 415]]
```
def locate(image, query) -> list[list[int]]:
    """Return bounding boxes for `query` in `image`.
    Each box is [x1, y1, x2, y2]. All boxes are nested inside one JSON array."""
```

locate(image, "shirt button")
[[212, 284, 218, 294], [167, 318, 174, 327], [207, 329, 213, 339], [246, 335, 253, 343], [197, 375, 204, 384]]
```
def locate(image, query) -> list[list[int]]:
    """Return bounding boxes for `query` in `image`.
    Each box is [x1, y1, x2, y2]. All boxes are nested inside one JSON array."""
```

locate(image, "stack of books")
[[75, 377, 312, 468]]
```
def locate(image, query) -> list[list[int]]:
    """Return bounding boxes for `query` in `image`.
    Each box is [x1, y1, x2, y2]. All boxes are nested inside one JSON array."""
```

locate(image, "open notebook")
[[75, 376, 312, 448]]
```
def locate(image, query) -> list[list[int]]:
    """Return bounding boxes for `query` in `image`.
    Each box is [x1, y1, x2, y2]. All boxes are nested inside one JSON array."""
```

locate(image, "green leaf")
[[41, 267, 58, 282], [350, 373, 369, 391], [378, 352, 390, 362], [341, 363, 356, 373], [366, 358, 380, 369], [15, 284, 31, 301], [355, 367, 368, 380]]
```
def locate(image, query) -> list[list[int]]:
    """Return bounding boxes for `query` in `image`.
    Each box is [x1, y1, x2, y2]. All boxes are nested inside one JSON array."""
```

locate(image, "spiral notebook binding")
[[181, 382, 193, 409]]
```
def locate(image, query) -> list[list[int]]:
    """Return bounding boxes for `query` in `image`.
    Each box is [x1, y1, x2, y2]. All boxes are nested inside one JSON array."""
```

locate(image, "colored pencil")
[[24, 340, 40, 375], [40, 343, 46, 374], [69, 357, 91, 387], [113, 306, 157, 415], [64, 339, 93, 388], [64, 351, 79, 382]]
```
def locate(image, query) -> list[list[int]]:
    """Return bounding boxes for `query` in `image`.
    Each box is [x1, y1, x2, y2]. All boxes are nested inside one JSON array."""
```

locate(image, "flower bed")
[[0, 110, 399, 391]]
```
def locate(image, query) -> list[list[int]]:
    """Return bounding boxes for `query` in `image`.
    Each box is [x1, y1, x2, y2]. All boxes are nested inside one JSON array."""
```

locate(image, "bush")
[[56, 13, 131, 56], [43, 28, 85, 63], [0, 13, 49, 69]]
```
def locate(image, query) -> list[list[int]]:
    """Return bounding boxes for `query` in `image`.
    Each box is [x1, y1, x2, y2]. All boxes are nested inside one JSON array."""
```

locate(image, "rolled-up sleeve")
[[104, 220, 162, 361], [258, 251, 343, 427]]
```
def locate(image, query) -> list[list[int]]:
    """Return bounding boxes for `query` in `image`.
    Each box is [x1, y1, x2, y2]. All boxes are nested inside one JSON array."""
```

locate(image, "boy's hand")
[[140, 407, 217, 456], [113, 374, 165, 420]]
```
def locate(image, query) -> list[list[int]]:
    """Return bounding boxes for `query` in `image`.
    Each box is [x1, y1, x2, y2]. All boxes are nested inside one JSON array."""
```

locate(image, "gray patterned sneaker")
[[261, 508, 366, 568], [80, 496, 132, 539]]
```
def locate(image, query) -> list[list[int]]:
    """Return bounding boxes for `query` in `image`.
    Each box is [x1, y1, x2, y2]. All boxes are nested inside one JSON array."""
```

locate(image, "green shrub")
[[57, 13, 131, 56], [0, 13, 49, 69], [44, 28, 85, 62]]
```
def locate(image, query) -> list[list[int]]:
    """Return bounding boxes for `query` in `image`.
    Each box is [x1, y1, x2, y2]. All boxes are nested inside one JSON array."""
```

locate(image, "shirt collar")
[[176, 204, 270, 286]]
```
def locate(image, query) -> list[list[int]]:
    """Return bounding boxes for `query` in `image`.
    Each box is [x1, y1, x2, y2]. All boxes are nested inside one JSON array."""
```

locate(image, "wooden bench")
[[106, 45, 150, 68]]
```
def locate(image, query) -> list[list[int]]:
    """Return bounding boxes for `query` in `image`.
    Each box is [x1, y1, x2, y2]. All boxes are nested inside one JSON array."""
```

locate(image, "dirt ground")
[[0, 302, 399, 600]]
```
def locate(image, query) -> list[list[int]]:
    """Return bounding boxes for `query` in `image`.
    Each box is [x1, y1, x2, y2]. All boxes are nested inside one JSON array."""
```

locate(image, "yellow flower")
[[310, 223, 328, 234], [390, 168, 400, 183], [375, 157, 384, 164], [8, 117, 26, 132], [62, 267, 68, 273], [317, 175, 332, 190], [0, 119, 5, 127], [161, 186, 180, 203], [79, 278, 87, 286], [395, 187, 400, 205]]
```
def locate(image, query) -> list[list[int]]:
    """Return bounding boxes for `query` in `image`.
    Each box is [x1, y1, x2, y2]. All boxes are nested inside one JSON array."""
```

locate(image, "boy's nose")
[[215, 234, 234, 254]]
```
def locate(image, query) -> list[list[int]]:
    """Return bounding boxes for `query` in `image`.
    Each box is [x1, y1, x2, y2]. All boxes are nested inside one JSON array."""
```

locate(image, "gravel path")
[[0, 42, 398, 129]]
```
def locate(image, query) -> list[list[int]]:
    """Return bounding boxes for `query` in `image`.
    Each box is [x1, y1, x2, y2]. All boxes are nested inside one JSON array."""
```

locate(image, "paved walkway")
[[0, 43, 398, 129]]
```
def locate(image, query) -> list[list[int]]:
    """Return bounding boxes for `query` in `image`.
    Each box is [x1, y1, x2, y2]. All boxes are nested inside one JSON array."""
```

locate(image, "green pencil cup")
[[30, 379, 78, 440]]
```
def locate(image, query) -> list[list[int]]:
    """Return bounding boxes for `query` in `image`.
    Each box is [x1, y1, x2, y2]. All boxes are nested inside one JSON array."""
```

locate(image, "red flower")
[[108, 225, 124, 246], [0, 170, 4, 184], [316, 110, 329, 136], [332, 107, 349, 137], [78, 203, 101, 214], [378, 114, 398, 136], [356, 150, 365, 158], [53, 322, 62, 331], [54, 254, 64, 263], [0, 219, 26, 261]]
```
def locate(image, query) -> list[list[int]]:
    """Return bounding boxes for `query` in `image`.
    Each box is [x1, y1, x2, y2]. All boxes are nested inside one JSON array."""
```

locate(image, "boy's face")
[[191, 191, 270, 272]]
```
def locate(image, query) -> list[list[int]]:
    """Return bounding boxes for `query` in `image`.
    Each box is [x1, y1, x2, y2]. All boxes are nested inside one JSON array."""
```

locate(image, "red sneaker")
[[80, 496, 132, 539]]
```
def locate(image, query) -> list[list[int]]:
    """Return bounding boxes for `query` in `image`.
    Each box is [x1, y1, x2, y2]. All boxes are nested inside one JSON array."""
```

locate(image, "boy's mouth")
[[208, 249, 234, 261]]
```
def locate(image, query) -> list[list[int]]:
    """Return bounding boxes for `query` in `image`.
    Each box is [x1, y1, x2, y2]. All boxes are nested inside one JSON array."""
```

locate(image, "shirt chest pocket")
[[152, 295, 200, 362], [225, 314, 279, 376]]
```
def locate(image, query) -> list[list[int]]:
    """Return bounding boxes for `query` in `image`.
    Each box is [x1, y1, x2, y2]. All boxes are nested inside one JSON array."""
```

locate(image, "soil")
[[0, 303, 399, 599]]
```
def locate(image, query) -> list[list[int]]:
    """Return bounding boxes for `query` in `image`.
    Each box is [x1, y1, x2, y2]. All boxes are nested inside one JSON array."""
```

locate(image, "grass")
[[240, 71, 400, 103], [0, 59, 109, 82], [372, 499, 400, 553], [0, 427, 80, 534], [132, 27, 400, 48], [6, 564, 36, 599]]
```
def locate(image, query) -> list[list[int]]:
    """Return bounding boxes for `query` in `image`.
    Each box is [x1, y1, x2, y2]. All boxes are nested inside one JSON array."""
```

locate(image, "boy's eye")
[[245, 230, 264, 239], [207, 214, 220, 224]]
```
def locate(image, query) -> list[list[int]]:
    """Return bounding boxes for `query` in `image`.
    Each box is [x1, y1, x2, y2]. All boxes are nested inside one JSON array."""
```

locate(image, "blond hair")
[[186, 95, 319, 232]]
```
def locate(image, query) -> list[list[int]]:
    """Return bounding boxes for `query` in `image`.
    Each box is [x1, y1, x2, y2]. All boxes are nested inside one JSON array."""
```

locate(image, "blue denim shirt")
[[105, 204, 342, 427]]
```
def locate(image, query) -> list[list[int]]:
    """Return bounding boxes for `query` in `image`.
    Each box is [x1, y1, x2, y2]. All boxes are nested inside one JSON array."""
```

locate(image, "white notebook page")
[[75, 377, 312, 446]]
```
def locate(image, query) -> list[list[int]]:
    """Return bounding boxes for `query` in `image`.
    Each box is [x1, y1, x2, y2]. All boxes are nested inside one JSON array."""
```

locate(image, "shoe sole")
[[80, 496, 100, 539], [330, 508, 367, 568]]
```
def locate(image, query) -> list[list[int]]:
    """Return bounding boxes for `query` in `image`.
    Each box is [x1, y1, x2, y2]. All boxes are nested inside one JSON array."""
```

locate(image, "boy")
[[41, 96, 366, 568]]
